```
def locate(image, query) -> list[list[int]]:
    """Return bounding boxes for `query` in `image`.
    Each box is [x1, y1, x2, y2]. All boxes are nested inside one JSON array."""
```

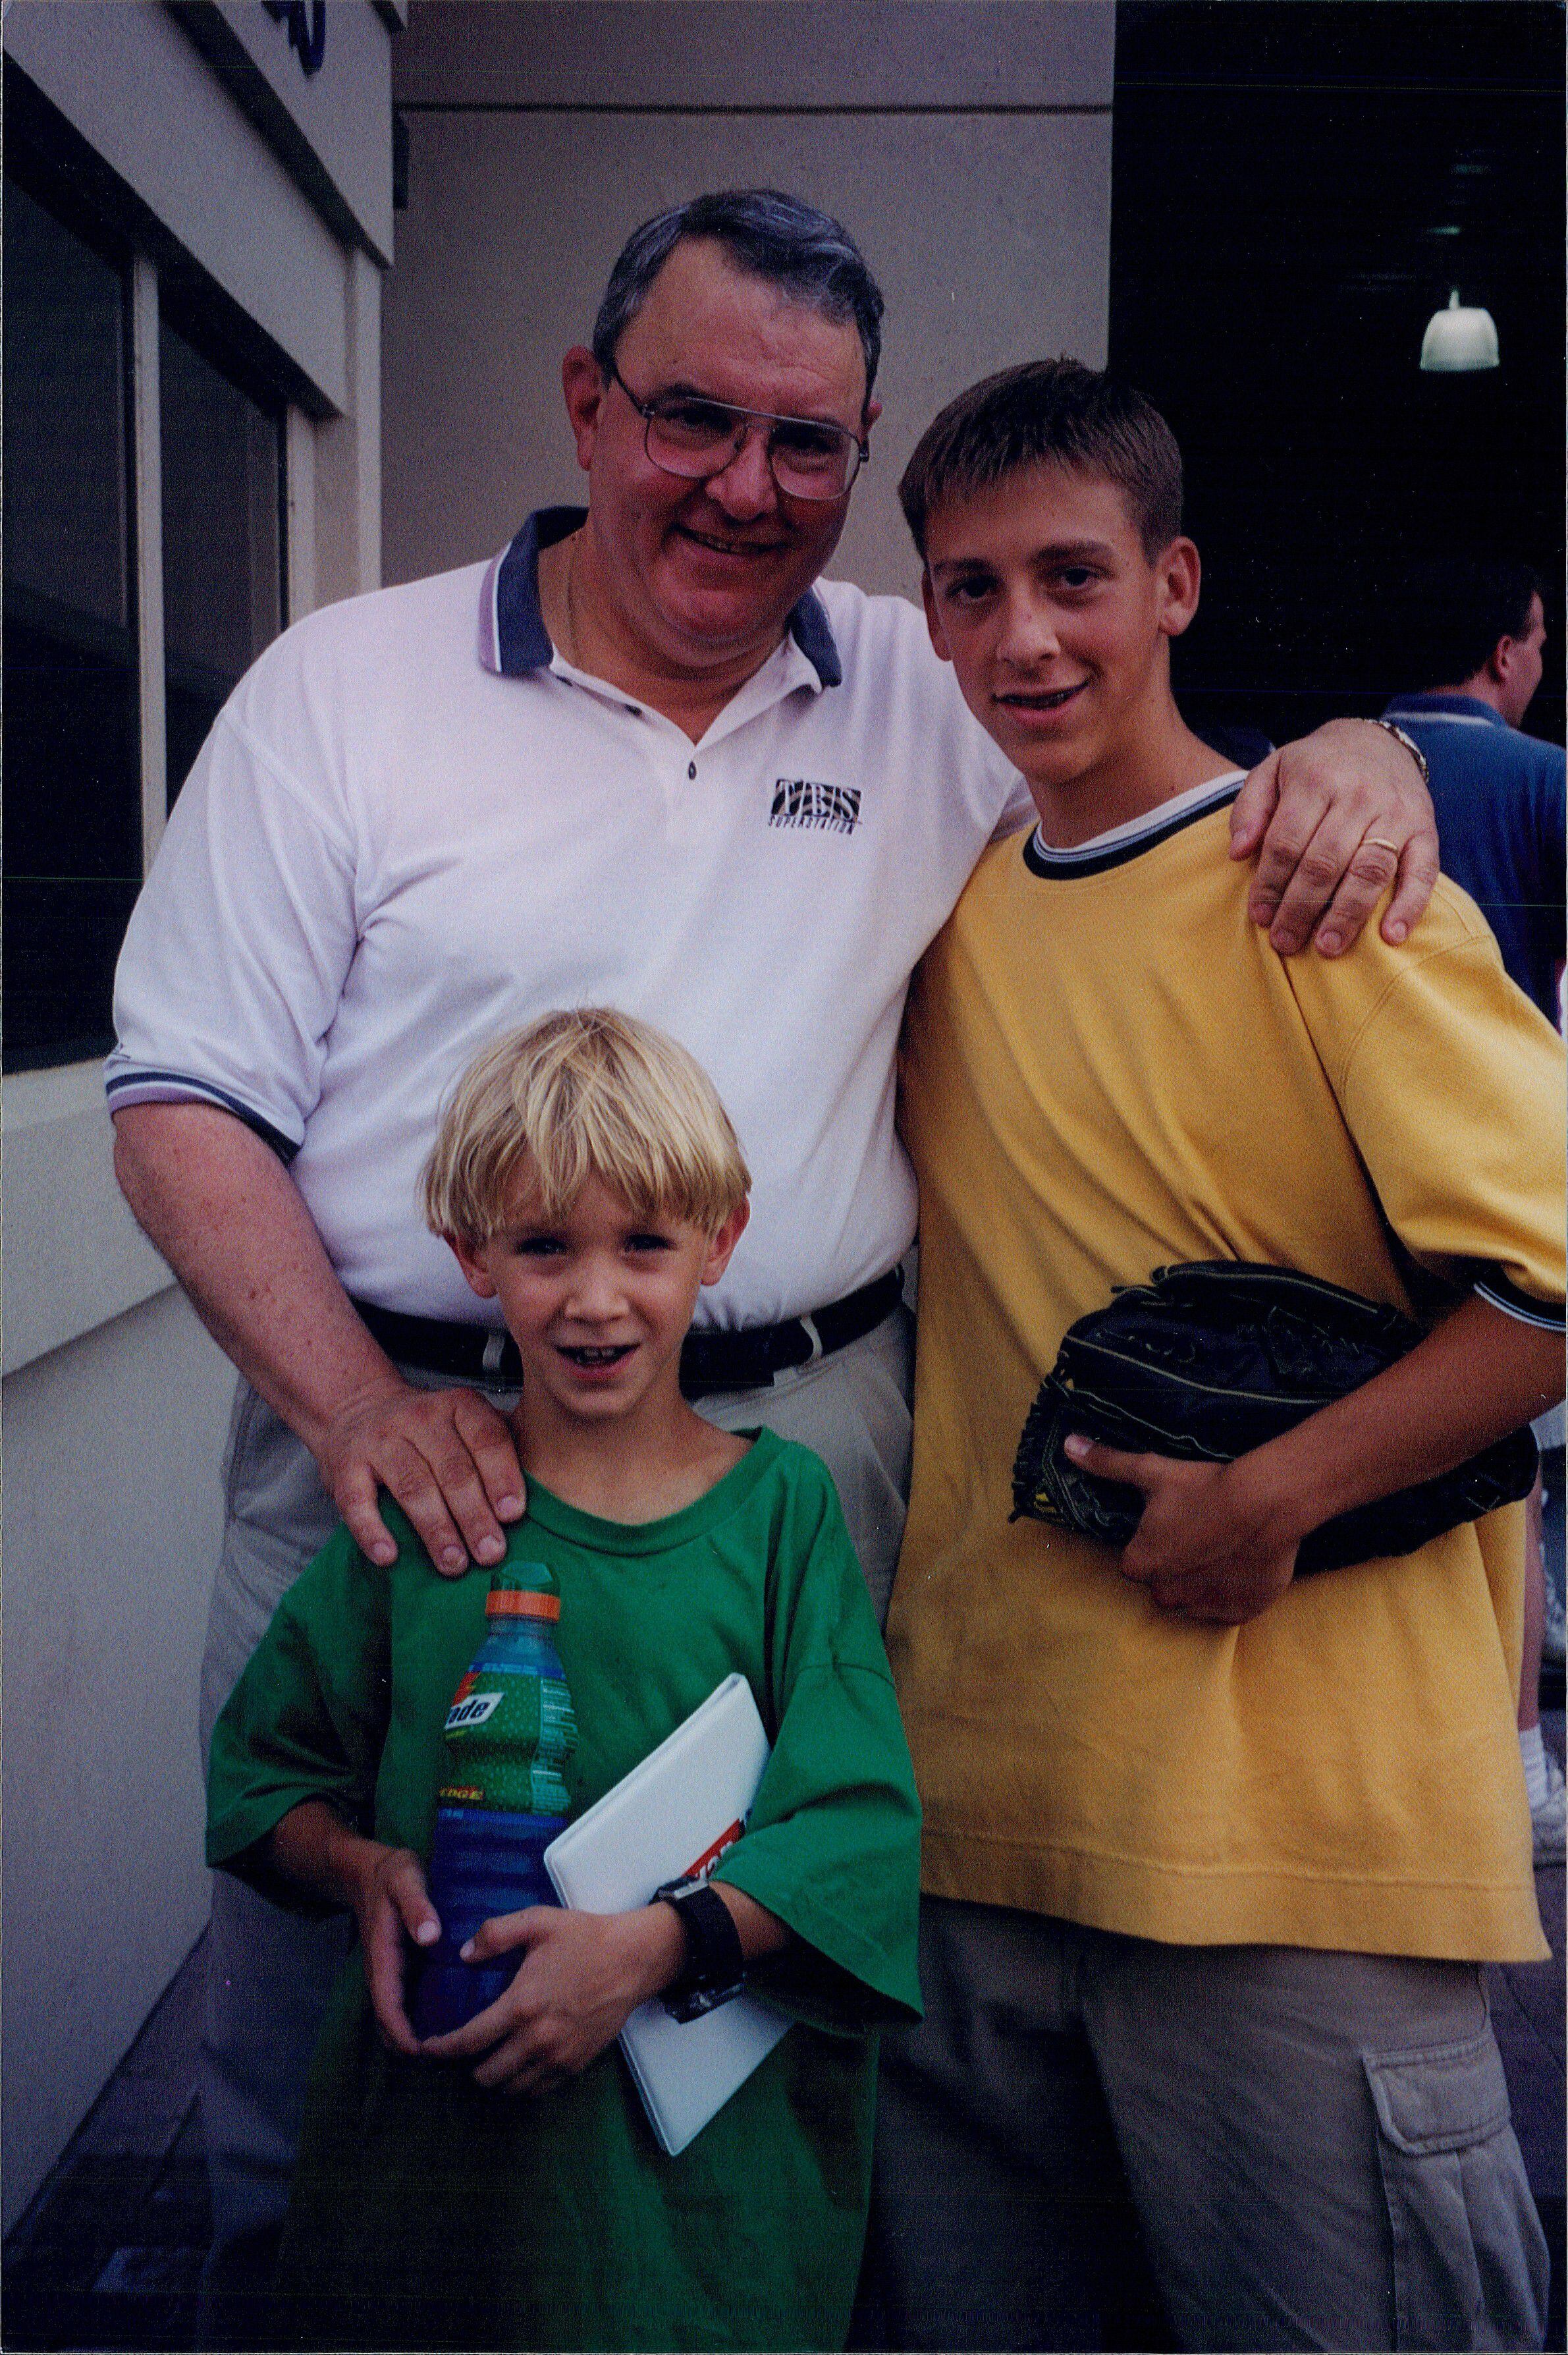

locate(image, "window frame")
[[3, 140, 302, 1080], [155, 302, 289, 816]]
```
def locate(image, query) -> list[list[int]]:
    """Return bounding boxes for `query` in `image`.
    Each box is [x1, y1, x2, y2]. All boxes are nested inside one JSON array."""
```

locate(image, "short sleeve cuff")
[[105, 1064, 301, 1162], [1473, 1269, 1566, 1332]]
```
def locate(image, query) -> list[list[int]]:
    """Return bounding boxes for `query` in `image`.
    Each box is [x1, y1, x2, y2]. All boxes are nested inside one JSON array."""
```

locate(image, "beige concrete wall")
[[384, 0, 1114, 602]]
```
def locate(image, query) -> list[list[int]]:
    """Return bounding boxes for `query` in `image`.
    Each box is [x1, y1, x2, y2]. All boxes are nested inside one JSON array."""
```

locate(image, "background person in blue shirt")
[[1385, 560, 1561, 1021], [1386, 558, 1566, 1866]]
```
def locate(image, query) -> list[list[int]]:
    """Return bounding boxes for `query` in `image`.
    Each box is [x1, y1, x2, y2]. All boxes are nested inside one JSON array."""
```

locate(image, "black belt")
[[351, 1268, 904, 1402]]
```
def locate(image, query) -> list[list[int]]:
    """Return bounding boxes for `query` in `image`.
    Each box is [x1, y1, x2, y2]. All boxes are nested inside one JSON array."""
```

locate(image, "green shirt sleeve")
[[205, 1521, 394, 1914], [711, 1448, 924, 2028]]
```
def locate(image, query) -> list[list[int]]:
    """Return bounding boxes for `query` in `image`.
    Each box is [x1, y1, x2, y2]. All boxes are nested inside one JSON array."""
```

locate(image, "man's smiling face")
[[564, 236, 875, 673]]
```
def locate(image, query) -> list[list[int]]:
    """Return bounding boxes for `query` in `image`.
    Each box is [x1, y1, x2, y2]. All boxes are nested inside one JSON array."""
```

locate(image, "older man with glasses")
[[109, 188, 1438, 2338]]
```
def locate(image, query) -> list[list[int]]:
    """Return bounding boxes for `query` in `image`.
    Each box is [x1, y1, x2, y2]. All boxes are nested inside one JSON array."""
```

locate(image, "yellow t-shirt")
[[890, 778, 1565, 1963]]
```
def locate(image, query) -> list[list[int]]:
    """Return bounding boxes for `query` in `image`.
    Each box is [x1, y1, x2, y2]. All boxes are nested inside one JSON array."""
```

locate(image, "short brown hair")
[[898, 358, 1183, 563], [421, 1009, 750, 1246], [1405, 557, 1547, 689]]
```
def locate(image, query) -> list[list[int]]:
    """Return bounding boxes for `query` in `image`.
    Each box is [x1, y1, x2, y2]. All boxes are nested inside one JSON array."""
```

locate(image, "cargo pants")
[[865, 1894, 1550, 2352]]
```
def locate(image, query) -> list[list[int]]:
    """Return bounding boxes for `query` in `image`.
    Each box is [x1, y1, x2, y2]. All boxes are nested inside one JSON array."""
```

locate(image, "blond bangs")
[[421, 1011, 750, 1244]]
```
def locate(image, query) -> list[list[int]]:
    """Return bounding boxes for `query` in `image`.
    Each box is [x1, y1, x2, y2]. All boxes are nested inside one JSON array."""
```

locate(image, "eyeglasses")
[[604, 360, 869, 501]]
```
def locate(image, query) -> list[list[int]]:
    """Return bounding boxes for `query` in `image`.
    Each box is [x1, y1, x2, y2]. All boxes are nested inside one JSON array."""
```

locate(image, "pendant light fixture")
[[1419, 289, 1500, 372]]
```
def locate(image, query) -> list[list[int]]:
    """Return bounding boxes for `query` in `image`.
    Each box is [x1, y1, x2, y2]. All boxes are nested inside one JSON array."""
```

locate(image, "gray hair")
[[591, 188, 884, 402]]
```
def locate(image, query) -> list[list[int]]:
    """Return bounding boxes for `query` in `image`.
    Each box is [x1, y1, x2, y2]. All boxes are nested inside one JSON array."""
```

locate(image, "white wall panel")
[[1, 0, 397, 2231], [5, 0, 349, 408], [2, 1065, 176, 1377], [1, 1291, 234, 2230], [315, 248, 385, 600], [175, 0, 396, 262]]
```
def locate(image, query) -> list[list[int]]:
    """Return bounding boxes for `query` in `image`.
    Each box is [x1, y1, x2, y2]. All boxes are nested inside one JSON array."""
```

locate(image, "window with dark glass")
[[160, 321, 283, 806], [1, 163, 289, 1076], [3, 176, 140, 1072]]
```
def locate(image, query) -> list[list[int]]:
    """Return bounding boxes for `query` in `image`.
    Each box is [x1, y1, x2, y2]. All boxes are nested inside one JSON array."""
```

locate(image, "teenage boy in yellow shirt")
[[879, 359, 1565, 2352]]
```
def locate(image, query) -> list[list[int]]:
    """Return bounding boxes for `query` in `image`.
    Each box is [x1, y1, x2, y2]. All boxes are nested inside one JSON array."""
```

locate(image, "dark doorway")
[[1109, 1, 1564, 751]]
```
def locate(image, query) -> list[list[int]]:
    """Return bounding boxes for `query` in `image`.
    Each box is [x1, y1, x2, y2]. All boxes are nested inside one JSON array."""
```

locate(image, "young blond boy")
[[875, 362, 1565, 2351], [207, 1009, 921, 2352]]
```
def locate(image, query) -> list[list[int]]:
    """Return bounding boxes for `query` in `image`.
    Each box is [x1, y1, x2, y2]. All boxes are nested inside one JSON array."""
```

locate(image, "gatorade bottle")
[[411, 1563, 579, 2037]]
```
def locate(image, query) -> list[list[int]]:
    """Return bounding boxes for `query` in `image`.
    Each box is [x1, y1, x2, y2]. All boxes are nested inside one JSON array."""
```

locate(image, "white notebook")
[[543, 1673, 792, 2156]]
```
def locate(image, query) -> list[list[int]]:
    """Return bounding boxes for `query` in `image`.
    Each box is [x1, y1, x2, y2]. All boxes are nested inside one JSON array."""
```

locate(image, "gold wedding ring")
[[1365, 837, 1401, 854]]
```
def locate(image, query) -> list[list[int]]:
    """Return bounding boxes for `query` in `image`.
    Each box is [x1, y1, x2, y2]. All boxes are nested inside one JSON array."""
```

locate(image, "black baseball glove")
[[1011, 1261, 1538, 1575]]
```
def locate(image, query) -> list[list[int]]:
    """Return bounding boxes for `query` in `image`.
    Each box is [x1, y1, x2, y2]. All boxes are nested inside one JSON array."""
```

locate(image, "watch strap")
[[653, 1877, 747, 2022]]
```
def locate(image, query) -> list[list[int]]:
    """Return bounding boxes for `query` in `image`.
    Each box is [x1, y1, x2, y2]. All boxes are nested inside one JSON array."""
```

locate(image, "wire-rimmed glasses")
[[605, 360, 869, 500]]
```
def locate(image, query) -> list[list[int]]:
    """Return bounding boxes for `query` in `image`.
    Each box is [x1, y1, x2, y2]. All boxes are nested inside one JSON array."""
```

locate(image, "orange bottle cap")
[[487, 1588, 560, 1622]]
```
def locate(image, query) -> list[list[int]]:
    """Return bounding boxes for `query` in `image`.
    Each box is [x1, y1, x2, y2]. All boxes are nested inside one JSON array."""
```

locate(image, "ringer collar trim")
[[1022, 773, 1245, 880], [477, 507, 843, 688], [1382, 692, 1508, 732]]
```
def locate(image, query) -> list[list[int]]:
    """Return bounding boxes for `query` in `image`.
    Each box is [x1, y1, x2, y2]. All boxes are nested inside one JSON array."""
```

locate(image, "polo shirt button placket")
[[674, 758, 703, 843], [659, 746, 696, 845]]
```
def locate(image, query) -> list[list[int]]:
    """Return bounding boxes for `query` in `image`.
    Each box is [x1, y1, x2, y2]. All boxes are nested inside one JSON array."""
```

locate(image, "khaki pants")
[[869, 1895, 1548, 2353], [197, 1304, 915, 2331]]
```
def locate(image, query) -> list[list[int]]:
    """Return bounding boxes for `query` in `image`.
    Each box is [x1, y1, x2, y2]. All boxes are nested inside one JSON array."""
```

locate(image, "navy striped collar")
[[1022, 773, 1245, 879], [1383, 692, 1508, 731], [477, 506, 843, 688]]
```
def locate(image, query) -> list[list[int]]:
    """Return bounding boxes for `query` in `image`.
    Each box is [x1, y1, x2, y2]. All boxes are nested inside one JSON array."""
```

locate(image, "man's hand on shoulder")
[[314, 1377, 525, 1577], [1229, 717, 1440, 958]]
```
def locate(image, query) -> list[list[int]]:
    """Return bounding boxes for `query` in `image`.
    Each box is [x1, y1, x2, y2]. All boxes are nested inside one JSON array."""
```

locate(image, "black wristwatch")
[[652, 1876, 747, 2022]]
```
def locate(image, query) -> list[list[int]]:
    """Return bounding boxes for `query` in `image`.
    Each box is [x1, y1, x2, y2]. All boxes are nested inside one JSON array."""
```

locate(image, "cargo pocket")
[[1363, 2016, 1548, 2350]]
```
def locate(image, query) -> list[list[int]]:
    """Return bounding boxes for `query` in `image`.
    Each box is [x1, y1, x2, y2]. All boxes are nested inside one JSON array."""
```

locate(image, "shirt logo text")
[[769, 778, 861, 835]]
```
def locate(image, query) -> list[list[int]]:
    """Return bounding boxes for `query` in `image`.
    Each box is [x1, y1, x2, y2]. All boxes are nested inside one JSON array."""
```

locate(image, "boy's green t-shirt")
[[207, 1428, 922, 2353]]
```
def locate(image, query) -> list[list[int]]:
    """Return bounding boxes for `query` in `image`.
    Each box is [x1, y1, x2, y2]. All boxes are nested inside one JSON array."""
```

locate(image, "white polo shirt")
[[108, 507, 1028, 1328]]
